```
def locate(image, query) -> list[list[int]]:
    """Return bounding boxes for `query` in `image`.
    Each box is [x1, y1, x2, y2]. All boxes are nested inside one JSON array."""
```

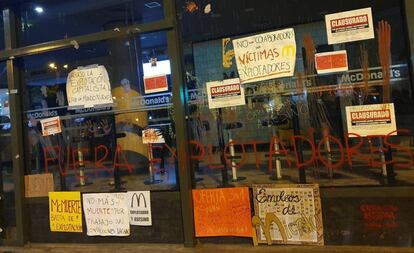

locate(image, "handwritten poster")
[[25, 173, 54, 198], [345, 103, 397, 137], [315, 50, 348, 74], [252, 184, 323, 245], [127, 191, 152, 226], [192, 187, 252, 237], [49, 192, 82, 233], [66, 65, 113, 108], [82, 193, 130, 236], [233, 28, 296, 84], [325, 7, 374, 45], [142, 128, 165, 144], [206, 78, 246, 109], [360, 204, 399, 230], [40, 116, 62, 136]]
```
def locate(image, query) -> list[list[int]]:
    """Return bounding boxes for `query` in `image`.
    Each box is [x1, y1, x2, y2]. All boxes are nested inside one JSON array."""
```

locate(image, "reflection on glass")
[[17, 0, 164, 46]]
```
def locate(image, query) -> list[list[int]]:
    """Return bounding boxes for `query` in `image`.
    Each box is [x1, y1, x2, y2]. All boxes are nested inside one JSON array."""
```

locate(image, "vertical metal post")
[[165, 0, 196, 247], [217, 109, 230, 186], [292, 105, 306, 183], [404, 0, 414, 92], [384, 147, 395, 184], [3, 8, 27, 246], [401, 0, 414, 186]]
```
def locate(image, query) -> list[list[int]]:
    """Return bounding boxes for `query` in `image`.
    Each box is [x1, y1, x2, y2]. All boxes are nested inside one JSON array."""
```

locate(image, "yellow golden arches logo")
[[282, 45, 296, 58], [252, 213, 287, 246]]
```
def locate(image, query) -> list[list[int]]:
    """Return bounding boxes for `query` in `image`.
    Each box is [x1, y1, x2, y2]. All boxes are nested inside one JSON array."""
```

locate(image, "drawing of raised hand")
[[85, 120, 97, 137], [100, 119, 112, 135]]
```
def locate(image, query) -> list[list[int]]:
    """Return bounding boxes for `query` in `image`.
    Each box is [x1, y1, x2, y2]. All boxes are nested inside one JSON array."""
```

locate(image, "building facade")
[[0, 0, 413, 248]]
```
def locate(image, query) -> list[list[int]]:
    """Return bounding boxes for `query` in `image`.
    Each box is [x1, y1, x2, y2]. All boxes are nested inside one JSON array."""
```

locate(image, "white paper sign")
[[206, 78, 246, 109], [142, 128, 165, 144], [325, 7, 374, 45], [82, 193, 130, 236], [40, 116, 62, 136], [66, 65, 113, 108], [127, 191, 152, 226], [346, 103, 397, 137], [233, 28, 296, 84]]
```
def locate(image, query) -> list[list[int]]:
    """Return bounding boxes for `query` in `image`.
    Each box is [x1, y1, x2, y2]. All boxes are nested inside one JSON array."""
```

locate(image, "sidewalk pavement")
[[1, 243, 414, 253]]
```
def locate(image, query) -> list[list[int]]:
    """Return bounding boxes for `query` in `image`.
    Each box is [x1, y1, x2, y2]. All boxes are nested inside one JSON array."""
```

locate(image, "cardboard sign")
[[49, 192, 82, 233], [252, 184, 324, 245], [206, 78, 246, 109], [192, 187, 252, 237], [24, 173, 54, 198], [315, 50, 348, 74], [144, 75, 168, 94], [40, 116, 62, 136], [142, 128, 165, 144], [346, 103, 397, 137], [127, 191, 152, 226], [66, 65, 113, 108], [325, 7, 374, 45], [82, 193, 130, 236], [233, 28, 296, 84]]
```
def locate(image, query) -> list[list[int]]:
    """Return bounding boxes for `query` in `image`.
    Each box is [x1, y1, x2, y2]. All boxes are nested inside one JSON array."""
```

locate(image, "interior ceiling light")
[[204, 4, 211, 14], [34, 6, 44, 14], [48, 63, 57, 69], [144, 2, 161, 8]]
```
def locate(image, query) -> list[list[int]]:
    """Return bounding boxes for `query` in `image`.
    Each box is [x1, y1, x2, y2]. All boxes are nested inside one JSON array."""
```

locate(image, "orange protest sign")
[[192, 187, 252, 237]]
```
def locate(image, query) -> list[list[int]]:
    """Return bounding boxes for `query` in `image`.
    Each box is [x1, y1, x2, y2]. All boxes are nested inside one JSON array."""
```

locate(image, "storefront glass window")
[[21, 31, 178, 192], [178, 0, 414, 188], [15, 0, 165, 46], [0, 12, 4, 50]]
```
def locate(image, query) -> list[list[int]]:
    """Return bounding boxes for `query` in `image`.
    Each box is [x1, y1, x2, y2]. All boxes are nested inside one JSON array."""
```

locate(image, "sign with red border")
[[325, 8, 374, 44], [315, 50, 348, 74], [144, 75, 168, 94]]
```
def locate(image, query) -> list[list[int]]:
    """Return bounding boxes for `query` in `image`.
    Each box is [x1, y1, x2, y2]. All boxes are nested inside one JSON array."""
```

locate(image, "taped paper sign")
[[144, 75, 168, 94], [127, 191, 152, 226], [252, 184, 324, 245], [233, 28, 296, 84], [206, 78, 245, 109], [142, 128, 165, 144], [82, 193, 130, 236], [49, 192, 82, 233], [25, 173, 54, 198], [325, 7, 374, 45], [40, 116, 62, 136], [192, 187, 252, 237], [346, 103, 397, 137], [315, 50, 348, 74], [66, 65, 113, 108]]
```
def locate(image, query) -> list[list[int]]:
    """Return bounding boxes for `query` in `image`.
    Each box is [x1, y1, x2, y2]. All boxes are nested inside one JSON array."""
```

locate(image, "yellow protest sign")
[[49, 192, 83, 233]]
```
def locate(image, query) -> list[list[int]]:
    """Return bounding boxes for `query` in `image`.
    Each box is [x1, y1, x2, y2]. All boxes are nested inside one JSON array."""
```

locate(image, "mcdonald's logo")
[[131, 193, 147, 208], [282, 45, 296, 58], [252, 213, 287, 246]]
